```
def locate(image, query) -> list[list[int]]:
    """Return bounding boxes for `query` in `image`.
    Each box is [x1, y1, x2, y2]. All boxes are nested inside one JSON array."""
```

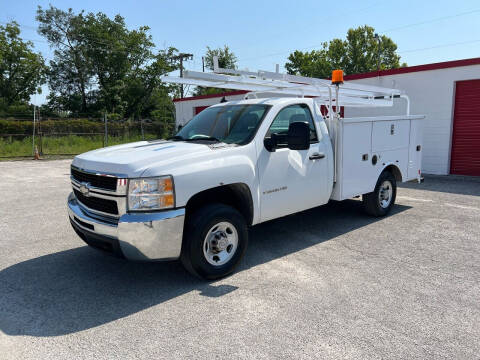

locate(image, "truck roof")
[[208, 97, 313, 108]]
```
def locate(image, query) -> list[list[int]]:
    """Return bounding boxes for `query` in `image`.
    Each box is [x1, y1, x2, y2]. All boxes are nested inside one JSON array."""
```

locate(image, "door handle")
[[309, 152, 325, 160]]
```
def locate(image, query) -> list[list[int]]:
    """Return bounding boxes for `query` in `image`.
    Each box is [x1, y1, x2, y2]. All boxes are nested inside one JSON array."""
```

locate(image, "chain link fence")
[[0, 106, 176, 159]]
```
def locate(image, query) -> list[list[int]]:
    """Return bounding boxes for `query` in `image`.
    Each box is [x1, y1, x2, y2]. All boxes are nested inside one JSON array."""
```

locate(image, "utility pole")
[[374, 33, 381, 72], [202, 56, 205, 72], [172, 53, 193, 98]]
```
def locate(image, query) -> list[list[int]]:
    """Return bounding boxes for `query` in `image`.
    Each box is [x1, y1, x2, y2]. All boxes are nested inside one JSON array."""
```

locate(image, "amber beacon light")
[[331, 70, 344, 85]]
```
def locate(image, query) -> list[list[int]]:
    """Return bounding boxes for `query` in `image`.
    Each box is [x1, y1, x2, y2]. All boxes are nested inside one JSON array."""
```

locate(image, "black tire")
[[362, 171, 397, 217], [180, 203, 248, 280]]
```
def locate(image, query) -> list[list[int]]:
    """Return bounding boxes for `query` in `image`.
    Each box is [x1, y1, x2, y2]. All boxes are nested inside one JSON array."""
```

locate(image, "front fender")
[[141, 143, 260, 223]]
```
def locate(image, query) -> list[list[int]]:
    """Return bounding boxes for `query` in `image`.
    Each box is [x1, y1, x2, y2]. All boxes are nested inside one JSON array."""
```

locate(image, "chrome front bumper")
[[67, 192, 185, 261]]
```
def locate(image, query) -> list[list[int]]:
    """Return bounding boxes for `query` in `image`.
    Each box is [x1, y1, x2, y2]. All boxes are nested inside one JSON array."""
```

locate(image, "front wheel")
[[362, 171, 397, 217], [181, 203, 248, 280]]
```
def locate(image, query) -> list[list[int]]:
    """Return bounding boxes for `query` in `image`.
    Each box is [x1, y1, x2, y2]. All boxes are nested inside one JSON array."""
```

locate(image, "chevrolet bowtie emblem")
[[79, 183, 91, 197]]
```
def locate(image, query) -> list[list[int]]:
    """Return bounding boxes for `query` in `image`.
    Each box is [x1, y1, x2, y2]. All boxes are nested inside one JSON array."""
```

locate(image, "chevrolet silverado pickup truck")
[[68, 68, 424, 279]]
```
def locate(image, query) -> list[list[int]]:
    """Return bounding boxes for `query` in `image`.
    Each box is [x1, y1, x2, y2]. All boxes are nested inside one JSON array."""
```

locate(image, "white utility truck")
[[67, 62, 425, 279]]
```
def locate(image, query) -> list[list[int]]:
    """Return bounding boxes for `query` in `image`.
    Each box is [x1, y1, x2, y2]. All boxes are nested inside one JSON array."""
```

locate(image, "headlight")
[[127, 176, 174, 211]]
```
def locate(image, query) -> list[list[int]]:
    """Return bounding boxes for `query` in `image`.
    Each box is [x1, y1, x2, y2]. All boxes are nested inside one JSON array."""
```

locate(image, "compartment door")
[[372, 120, 410, 152], [340, 122, 375, 198], [408, 119, 424, 180]]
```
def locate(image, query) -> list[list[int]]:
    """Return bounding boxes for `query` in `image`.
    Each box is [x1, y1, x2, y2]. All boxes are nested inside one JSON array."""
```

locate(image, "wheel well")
[[384, 165, 402, 182], [185, 183, 254, 225]]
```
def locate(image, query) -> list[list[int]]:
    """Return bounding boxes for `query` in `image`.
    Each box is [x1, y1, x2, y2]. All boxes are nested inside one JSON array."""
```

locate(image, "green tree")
[[204, 45, 237, 70], [37, 6, 178, 117], [149, 92, 176, 137], [194, 45, 238, 96], [37, 6, 92, 114], [122, 48, 179, 119], [82, 13, 178, 117], [0, 21, 46, 107], [285, 25, 404, 78]]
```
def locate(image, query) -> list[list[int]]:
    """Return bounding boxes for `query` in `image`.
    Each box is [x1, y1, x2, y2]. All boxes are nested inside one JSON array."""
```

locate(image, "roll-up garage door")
[[450, 79, 480, 176], [195, 106, 209, 114]]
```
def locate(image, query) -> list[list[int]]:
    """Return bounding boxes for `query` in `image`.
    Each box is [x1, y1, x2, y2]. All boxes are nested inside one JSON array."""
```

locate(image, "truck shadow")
[[0, 200, 410, 337]]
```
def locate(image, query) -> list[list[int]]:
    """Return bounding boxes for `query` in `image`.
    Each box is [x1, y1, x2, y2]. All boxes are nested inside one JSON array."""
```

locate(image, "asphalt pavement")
[[1, 160, 479, 359]]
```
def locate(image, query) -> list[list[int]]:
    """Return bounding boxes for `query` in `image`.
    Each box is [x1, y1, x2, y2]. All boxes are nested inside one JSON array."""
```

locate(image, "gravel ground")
[[1, 160, 479, 359]]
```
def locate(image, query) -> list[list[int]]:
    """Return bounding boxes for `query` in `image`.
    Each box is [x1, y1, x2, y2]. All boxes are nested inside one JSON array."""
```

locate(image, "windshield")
[[175, 104, 271, 145]]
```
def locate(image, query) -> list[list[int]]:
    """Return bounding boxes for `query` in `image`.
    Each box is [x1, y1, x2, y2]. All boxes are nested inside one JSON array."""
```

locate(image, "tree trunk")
[[80, 81, 87, 113]]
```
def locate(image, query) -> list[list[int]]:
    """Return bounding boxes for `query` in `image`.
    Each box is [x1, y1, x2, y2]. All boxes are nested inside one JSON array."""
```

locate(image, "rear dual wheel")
[[362, 171, 397, 217]]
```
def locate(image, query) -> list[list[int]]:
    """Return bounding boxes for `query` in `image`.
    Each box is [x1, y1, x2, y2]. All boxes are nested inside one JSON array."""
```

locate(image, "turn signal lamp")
[[331, 70, 344, 85]]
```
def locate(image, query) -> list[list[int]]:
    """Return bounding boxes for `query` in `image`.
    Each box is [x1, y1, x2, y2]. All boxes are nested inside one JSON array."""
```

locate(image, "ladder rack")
[[160, 57, 410, 114]]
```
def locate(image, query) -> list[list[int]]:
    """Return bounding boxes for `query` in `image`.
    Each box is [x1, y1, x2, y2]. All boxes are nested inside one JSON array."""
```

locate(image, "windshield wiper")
[[167, 135, 185, 141], [186, 136, 221, 142], [168, 135, 222, 143]]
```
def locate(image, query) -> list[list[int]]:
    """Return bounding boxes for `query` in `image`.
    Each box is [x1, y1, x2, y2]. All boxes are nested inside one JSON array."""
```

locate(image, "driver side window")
[[265, 104, 318, 148]]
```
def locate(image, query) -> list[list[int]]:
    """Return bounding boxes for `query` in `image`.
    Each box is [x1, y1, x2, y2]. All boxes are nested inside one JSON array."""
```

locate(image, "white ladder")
[[160, 57, 410, 114]]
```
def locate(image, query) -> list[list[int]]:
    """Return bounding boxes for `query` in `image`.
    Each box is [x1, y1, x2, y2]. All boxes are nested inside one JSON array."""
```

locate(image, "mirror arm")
[[264, 137, 277, 152]]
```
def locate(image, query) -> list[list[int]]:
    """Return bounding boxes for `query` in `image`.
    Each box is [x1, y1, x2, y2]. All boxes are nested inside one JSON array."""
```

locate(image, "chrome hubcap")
[[203, 222, 238, 266], [378, 180, 393, 208]]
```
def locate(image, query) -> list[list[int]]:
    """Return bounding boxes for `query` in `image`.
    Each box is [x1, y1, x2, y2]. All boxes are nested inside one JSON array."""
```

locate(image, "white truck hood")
[[72, 140, 212, 177]]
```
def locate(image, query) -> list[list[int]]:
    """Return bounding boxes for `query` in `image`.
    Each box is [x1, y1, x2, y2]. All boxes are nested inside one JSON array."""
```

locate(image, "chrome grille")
[[71, 166, 117, 191], [73, 189, 119, 215]]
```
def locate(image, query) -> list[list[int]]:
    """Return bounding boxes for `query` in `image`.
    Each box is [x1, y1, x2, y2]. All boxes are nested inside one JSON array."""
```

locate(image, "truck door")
[[258, 104, 329, 222]]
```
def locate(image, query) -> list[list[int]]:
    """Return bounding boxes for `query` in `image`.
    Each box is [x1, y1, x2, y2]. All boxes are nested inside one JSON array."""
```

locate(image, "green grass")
[[0, 134, 160, 158]]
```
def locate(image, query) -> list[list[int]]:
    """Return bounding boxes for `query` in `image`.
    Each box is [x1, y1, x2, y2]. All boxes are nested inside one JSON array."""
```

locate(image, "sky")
[[1, 0, 479, 104]]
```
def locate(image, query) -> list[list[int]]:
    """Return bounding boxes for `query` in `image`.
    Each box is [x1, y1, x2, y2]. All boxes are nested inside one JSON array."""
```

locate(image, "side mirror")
[[264, 134, 278, 152], [287, 121, 310, 150]]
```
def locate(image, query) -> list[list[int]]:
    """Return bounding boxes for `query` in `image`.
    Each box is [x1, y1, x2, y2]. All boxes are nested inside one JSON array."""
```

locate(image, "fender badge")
[[263, 186, 287, 195]]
